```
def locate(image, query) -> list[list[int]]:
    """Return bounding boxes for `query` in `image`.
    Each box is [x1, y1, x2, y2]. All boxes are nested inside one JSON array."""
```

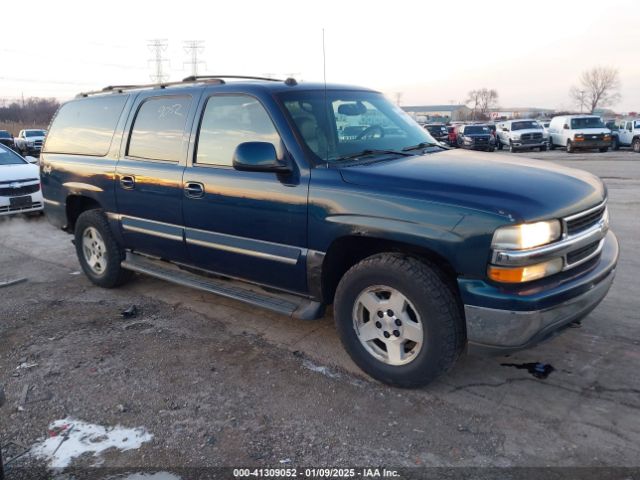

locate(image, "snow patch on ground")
[[107, 473, 181, 480], [302, 359, 340, 378], [30, 418, 153, 469]]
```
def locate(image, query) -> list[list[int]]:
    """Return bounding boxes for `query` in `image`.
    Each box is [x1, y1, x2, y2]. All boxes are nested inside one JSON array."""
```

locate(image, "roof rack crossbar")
[[182, 75, 283, 82]]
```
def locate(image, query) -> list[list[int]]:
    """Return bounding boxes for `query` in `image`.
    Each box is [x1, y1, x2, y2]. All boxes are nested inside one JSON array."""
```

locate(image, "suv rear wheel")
[[74, 209, 133, 288], [612, 137, 619, 150], [334, 253, 464, 388], [633, 138, 640, 153]]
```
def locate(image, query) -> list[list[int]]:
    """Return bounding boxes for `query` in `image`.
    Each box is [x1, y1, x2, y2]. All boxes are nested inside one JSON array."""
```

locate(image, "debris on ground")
[[121, 305, 139, 319], [0, 278, 27, 288], [31, 418, 153, 469], [501, 362, 555, 379], [302, 359, 340, 379]]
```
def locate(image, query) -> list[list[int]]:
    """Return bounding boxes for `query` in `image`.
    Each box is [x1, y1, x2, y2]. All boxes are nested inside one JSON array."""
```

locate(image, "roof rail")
[[76, 77, 226, 98], [181, 75, 283, 82]]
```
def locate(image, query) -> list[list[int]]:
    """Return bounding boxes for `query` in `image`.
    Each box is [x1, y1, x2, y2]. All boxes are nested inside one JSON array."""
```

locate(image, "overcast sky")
[[1, 0, 638, 112]]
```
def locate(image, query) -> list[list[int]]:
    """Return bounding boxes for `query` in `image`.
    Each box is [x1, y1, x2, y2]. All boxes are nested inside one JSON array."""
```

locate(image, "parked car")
[[496, 119, 547, 152], [0, 130, 15, 150], [14, 129, 47, 156], [41, 76, 618, 387], [610, 118, 640, 152], [0, 143, 44, 216], [447, 125, 457, 146], [548, 115, 611, 153], [423, 124, 449, 144], [455, 124, 495, 151]]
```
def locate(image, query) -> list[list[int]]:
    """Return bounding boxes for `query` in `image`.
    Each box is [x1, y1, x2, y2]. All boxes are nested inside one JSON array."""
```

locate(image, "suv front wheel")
[[334, 253, 464, 388], [74, 209, 133, 288]]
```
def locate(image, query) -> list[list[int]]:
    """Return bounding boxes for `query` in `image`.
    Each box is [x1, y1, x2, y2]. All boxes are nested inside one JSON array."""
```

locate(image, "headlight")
[[491, 220, 562, 250], [512, 134, 521, 140], [27, 141, 34, 146]]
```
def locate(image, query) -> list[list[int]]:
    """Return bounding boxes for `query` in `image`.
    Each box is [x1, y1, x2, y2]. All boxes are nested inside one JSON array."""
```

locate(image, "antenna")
[[322, 28, 329, 162]]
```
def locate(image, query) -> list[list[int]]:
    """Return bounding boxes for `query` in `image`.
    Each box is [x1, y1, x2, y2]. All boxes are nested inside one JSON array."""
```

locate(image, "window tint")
[[196, 95, 282, 166], [128, 96, 192, 161], [44, 95, 128, 156]]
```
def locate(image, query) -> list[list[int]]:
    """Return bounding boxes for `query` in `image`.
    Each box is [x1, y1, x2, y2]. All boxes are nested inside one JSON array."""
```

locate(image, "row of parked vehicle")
[[422, 115, 640, 154]]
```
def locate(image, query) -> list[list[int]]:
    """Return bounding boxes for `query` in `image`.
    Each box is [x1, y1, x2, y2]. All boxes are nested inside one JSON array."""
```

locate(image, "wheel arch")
[[65, 195, 103, 232], [319, 235, 460, 306]]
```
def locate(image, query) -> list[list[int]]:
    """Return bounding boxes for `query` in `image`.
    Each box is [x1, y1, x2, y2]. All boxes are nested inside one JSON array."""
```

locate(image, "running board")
[[121, 252, 324, 320]]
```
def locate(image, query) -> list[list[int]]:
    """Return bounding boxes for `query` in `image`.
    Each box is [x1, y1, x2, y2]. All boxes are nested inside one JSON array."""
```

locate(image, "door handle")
[[184, 181, 205, 198], [120, 175, 135, 189]]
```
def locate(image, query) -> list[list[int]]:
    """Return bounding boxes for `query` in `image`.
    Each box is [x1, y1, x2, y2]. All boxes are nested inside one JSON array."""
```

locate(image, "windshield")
[[0, 145, 26, 165], [464, 126, 490, 135], [278, 90, 437, 162], [511, 121, 540, 130], [25, 130, 46, 137], [427, 125, 447, 134], [635, 121, 640, 129], [570, 117, 605, 129]]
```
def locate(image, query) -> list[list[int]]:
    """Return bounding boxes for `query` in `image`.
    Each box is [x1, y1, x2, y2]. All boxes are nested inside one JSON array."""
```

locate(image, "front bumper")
[[0, 191, 44, 216], [512, 140, 546, 149], [460, 230, 618, 353], [573, 140, 610, 149]]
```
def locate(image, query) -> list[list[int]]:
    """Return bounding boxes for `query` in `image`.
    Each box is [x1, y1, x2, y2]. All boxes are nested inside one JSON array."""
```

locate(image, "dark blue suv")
[[41, 76, 618, 387]]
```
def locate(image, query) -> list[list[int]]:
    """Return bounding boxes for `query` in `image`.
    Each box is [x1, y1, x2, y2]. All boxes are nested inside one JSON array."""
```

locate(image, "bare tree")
[[570, 66, 620, 113], [466, 88, 499, 120]]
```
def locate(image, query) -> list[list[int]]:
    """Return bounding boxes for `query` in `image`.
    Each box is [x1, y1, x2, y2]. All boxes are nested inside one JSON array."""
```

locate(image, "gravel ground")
[[0, 149, 639, 479]]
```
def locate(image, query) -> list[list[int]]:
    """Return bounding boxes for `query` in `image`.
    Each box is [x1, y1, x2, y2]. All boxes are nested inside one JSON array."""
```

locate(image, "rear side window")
[[128, 96, 192, 161], [195, 95, 282, 167], [44, 96, 128, 156]]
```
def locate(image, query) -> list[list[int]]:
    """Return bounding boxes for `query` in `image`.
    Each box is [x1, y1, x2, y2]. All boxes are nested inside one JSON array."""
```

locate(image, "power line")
[[148, 39, 169, 83], [183, 40, 205, 77]]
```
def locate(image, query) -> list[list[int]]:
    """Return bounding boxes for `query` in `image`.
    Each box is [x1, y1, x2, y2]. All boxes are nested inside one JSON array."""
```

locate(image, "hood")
[[339, 150, 605, 222], [511, 128, 543, 135], [572, 128, 610, 135], [0, 162, 39, 183]]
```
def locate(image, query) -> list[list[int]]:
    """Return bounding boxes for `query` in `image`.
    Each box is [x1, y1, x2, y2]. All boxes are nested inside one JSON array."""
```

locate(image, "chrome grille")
[[566, 204, 606, 235], [0, 183, 40, 197]]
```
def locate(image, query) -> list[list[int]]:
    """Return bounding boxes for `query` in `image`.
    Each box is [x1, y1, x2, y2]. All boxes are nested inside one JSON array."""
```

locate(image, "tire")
[[333, 253, 465, 388], [612, 137, 619, 151], [497, 141, 503, 151], [540, 145, 548, 152], [633, 138, 640, 153], [549, 138, 556, 150], [487, 147, 495, 152], [74, 209, 133, 288], [599, 147, 609, 153], [509, 141, 517, 153], [566, 140, 574, 153]]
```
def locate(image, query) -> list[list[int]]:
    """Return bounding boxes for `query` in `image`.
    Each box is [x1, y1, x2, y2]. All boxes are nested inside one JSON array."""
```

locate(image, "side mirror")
[[563, 124, 570, 130], [502, 128, 509, 132], [25, 156, 39, 164], [233, 142, 290, 173]]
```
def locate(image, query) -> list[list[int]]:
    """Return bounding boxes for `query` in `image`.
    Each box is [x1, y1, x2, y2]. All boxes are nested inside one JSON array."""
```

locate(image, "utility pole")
[[578, 90, 586, 113], [183, 40, 205, 77], [394, 92, 403, 106], [148, 39, 169, 83]]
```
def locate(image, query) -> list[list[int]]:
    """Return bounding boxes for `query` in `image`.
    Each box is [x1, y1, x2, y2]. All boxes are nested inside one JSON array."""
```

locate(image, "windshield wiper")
[[333, 149, 414, 162], [402, 141, 445, 152]]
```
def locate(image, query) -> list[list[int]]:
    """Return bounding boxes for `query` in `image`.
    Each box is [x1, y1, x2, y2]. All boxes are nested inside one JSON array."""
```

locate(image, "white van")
[[548, 115, 612, 153]]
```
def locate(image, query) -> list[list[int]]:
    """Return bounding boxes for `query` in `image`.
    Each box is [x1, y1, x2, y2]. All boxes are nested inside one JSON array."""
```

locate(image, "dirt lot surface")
[[1, 149, 639, 478]]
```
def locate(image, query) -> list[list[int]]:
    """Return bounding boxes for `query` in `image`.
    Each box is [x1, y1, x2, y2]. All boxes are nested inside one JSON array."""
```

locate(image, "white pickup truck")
[[611, 119, 640, 152], [14, 129, 47, 156], [495, 119, 547, 152]]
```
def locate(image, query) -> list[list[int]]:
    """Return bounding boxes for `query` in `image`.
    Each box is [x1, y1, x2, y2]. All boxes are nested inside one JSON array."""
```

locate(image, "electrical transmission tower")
[[184, 40, 205, 77], [148, 39, 169, 83]]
